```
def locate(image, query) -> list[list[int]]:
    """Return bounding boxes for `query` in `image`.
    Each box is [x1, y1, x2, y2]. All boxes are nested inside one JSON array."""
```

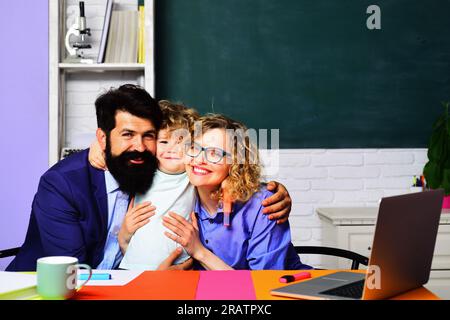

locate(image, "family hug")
[[7, 84, 311, 272]]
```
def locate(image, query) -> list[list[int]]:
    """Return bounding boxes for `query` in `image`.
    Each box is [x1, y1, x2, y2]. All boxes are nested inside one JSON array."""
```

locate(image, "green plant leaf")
[[424, 161, 443, 189], [442, 168, 450, 195], [427, 117, 447, 161], [423, 102, 450, 193]]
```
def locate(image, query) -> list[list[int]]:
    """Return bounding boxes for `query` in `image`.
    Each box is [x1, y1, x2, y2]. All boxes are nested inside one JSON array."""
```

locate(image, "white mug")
[[36, 256, 92, 300]]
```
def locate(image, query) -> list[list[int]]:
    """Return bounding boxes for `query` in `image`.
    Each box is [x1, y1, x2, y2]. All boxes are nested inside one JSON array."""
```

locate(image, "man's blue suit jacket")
[[7, 150, 109, 271]]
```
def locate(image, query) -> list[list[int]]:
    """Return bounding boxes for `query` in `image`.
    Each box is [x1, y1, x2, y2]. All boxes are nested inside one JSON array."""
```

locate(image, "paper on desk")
[[77, 270, 143, 286], [0, 271, 36, 295]]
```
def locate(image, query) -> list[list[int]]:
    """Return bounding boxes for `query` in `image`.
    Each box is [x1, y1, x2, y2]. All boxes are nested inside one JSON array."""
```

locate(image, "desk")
[[75, 270, 439, 300]]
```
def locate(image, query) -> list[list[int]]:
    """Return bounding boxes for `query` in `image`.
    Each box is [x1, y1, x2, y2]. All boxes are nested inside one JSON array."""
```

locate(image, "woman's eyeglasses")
[[185, 142, 231, 164]]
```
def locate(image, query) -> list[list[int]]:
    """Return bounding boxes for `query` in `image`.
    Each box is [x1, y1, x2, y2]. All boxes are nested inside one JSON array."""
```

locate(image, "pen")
[[79, 273, 111, 281], [279, 271, 311, 283]]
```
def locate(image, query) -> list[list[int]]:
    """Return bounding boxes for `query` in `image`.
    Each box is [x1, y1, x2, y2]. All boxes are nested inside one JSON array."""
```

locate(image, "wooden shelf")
[[59, 63, 145, 71]]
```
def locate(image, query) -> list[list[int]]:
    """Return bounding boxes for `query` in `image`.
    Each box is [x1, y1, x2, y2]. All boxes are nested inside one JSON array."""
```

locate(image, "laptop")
[[271, 189, 444, 300]]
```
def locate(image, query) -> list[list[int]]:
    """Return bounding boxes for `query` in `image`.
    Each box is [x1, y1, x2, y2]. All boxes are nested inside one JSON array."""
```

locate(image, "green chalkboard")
[[155, 0, 450, 148]]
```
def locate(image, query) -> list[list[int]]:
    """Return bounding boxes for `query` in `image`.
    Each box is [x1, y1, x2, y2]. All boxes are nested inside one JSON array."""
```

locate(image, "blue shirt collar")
[[104, 170, 120, 194], [194, 195, 244, 221], [195, 198, 219, 220]]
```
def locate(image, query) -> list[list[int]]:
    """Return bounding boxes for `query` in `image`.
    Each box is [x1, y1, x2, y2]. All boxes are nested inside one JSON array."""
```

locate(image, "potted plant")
[[423, 102, 450, 207]]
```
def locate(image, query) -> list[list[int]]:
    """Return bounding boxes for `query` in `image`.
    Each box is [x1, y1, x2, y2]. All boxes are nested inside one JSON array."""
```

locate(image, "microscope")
[[64, 1, 93, 63]]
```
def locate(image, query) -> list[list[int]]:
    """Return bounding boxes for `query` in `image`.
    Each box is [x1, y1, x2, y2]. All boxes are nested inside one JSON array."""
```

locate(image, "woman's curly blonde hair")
[[196, 114, 262, 203]]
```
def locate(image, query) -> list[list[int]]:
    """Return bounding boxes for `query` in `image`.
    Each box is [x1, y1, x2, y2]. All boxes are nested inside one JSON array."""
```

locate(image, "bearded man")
[[7, 85, 165, 271]]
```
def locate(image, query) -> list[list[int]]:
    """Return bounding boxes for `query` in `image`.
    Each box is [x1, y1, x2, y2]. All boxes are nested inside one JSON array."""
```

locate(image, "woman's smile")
[[191, 165, 212, 176]]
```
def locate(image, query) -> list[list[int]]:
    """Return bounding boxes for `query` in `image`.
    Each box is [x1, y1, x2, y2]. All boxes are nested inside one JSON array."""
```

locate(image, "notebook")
[[0, 271, 39, 300]]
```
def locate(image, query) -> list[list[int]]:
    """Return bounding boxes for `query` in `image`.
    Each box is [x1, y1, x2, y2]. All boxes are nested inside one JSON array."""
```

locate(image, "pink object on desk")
[[195, 271, 256, 300], [443, 195, 450, 209], [279, 271, 311, 283]]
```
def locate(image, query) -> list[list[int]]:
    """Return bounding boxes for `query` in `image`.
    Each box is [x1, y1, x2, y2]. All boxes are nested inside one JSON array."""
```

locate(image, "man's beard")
[[105, 140, 158, 195]]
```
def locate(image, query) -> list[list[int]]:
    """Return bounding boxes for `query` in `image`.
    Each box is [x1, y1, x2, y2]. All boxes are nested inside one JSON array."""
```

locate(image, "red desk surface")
[[75, 270, 439, 300], [76, 271, 200, 300]]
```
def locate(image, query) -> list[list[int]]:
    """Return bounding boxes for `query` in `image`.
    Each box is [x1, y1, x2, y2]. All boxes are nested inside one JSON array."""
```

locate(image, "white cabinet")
[[335, 225, 375, 268], [49, 0, 155, 166]]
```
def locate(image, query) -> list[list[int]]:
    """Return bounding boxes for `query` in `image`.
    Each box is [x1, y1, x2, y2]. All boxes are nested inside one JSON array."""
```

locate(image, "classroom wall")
[[0, 0, 48, 270], [64, 72, 140, 147]]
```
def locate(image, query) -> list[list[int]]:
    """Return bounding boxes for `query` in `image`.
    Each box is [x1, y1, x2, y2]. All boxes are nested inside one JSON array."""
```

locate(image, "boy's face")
[[156, 128, 186, 174]]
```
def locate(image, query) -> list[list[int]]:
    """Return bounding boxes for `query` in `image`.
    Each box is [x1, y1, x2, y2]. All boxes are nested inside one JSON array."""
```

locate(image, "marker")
[[79, 273, 111, 281], [223, 189, 233, 227], [416, 177, 422, 187], [279, 271, 311, 283]]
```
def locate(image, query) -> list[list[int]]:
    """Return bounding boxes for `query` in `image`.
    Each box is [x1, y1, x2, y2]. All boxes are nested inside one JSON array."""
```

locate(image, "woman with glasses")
[[162, 114, 311, 270]]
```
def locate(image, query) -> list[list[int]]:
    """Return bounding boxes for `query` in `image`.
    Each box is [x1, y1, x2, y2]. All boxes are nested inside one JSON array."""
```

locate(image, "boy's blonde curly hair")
[[196, 114, 262, 203], [158, 100, 200, 131]]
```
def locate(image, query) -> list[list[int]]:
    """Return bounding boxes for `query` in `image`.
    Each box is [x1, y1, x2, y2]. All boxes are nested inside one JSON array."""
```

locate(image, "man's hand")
[[261, 181, 292, 224], [157, 248, 194, 270]]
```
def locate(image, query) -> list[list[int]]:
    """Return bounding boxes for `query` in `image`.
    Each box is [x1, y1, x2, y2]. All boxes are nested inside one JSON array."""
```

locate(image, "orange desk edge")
[[75, 270, 440, 300]]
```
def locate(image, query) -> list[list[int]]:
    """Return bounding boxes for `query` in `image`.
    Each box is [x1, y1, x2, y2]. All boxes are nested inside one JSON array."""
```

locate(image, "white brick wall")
[[263, 149, 428, 266], [65, 71, 141, 147]]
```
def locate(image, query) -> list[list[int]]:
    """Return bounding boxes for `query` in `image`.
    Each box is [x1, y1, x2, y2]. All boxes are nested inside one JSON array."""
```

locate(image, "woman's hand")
[[88, 139, 106, 170], [118, 197, 156, 253], [163, 212, 234, 271], [162, 211, 206, 261]]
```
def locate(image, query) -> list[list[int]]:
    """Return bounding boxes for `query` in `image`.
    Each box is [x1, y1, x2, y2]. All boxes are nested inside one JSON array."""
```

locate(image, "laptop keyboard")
[[320, 280, 365, 299]]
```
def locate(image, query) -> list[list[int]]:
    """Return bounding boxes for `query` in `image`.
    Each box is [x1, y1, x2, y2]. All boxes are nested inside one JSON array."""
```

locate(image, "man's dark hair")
[[95, 84, 162, 134]]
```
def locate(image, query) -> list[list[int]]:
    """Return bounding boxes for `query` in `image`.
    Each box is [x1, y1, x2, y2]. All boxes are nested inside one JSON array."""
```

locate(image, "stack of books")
[[97, 0, 146, 64], [0, 272, 39, 300]]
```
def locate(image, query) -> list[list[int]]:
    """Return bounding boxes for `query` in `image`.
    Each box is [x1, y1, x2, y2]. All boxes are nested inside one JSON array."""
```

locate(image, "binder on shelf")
[[120, 11, 138, 63], [105, 10, 139, 63], [104, 10, 118, 63], [97, 0, 114, 63], [138, 0, 145, 63]]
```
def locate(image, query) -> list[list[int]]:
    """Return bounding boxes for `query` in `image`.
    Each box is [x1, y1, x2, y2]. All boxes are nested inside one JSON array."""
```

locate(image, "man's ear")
[[96, 128, 107, 151]]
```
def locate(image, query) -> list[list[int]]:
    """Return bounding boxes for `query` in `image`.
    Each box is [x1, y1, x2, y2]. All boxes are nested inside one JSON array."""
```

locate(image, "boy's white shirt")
[[119, 169, 195, 270]]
